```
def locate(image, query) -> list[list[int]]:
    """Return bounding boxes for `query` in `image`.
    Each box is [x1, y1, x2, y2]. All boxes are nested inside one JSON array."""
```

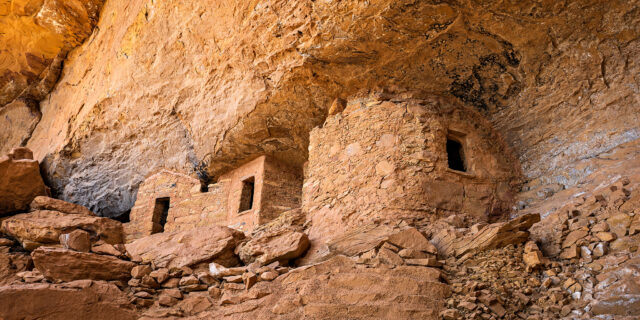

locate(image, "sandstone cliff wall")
[[0, 0, 105, 154], [0, 0, 635, 216]]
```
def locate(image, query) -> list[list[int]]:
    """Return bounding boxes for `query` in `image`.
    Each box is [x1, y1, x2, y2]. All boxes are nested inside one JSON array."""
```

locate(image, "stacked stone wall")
[[304, 95, 520, 246]]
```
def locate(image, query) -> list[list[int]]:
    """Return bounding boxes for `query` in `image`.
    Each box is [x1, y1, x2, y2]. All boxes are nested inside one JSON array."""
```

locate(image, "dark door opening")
[[152, 197, 170, 234], [447, 139, 466, 172], [239, 177, 255, 213]]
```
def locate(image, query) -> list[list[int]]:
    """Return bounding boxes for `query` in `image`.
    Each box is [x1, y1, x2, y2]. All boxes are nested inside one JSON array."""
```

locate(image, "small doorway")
[[238, 177, 255, 213], [447, 137, 467, 172], [152, 197, 170, 234]]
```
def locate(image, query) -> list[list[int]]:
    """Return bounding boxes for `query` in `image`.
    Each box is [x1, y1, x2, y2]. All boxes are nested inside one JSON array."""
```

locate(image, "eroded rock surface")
[[2, 0, 632, 217], [32, 247, 135, 282], [0, 0, 105, 154], [0, 281, 138, 320], [30, 196, 95, 215], [169, 255, 449, 319], [125, 225, 245, 269], [0, 148, 48, 215], [1, 210, 123, 250], [237, 230, 309, 265]]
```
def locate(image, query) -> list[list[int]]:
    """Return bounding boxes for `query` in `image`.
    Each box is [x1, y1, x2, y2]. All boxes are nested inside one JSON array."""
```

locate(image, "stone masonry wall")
[[304, 95, 520, 247], [125, 170, 228, 241], [125, 157, 302, 241], [261, 158, 303, 224], [218, 157, 265, 231]]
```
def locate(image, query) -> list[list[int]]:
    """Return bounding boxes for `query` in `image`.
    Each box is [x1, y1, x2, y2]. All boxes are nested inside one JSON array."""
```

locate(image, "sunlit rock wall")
[[0, 0, 634, 216]]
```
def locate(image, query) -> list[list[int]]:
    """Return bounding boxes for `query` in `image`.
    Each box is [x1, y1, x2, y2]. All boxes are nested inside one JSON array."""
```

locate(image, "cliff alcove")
[[0, 0, 639, 319]]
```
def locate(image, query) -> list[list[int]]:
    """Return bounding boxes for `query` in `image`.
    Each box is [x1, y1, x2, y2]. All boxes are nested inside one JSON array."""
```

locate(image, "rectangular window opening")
[[447, 138, 467, 172], [239, 177, 255, 213], [152, 197, 170, 234]]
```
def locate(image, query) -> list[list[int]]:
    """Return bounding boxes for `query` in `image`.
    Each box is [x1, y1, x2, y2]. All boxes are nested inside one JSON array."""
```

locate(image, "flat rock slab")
[[454, 213, 541, 258], [387, 227, 438, 254], [32, 247, 135, 282], [1, 210, 123, 250], [0, 281, 138, 320], [238, 229, 310, 265], [30, 196, 95, 216], [125, 225, 245, 269]]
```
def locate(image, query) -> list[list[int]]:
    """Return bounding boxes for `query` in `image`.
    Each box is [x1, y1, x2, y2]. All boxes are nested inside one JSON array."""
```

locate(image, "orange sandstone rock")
[[32, 247, 135, 282]]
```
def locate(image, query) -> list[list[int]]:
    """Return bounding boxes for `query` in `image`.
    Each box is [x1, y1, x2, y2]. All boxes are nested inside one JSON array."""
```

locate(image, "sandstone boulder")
[[91, 243, 125, 257], [131, 265, 152, 279], [0, 151, 48, 216], [59, 229, 91, 252], [454, 213, 541, 259], [0, 282, 138, 320], [387, 228, 438, 254], [299, 224, 398, 265], [1, 210, 123, 250], [237, 230, 310, 265], [125, 225, 244, 269], [32, 247, 135, 282], [30, 196, 95, 216]]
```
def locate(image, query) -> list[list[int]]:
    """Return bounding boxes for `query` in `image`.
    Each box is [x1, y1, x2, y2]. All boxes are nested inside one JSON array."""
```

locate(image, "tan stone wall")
[[304, 95, 520, 245], [261, 158, 303, 224], [218, 157, 265, 231], [125, 170, 226, 241], [125, 157, 302, 241]]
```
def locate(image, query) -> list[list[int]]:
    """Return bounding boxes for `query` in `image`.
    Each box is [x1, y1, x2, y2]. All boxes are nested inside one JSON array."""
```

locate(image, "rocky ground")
[[0, 146, 638, 319], [0, 176, 638, 319]]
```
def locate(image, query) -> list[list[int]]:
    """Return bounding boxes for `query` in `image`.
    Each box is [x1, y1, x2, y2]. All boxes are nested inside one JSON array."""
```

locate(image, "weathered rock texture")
[[305, 96, 519, 249], [0, 0, 631, 217], [1, 210, 123, 249], [0, 147, 48, 215], [30, 195, 95, 215], [0, 281, 138, 320], [237, 230, 309, 265], [126, 156, 301, 241], [0, 0, 105, 154], [0, 250, 31, 286], [125, 225, 245, 269], [32, 247, 135, 281], [195, 255, 449, 319], [0, 100, 41, 154]]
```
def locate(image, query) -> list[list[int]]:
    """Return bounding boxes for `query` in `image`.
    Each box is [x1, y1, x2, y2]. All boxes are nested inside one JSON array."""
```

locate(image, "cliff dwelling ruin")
[[126, 156, 302, 241], [0, 1, 639, 319]]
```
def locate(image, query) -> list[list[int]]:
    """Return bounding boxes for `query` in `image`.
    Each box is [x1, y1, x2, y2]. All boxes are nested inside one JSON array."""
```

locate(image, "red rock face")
[[0, 0, 105, 155], [1, 210, 124, 249], [32, 247, 135, 282], [0, 0, 630, 217], [0, 1, 638, 318], [0, 281, 138, 319], [124, 225, 245, 269]]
